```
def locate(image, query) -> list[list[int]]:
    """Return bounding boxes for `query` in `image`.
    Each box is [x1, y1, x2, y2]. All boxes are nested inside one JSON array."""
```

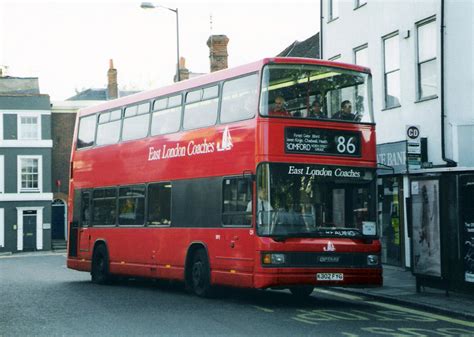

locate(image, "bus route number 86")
[[336, 136, 357, 154]]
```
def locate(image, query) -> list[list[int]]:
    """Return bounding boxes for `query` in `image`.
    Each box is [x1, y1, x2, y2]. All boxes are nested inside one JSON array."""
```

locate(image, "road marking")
[[367, 301, 474, 328], [314, 288, 364, 301], [253, 306, 274, 313]]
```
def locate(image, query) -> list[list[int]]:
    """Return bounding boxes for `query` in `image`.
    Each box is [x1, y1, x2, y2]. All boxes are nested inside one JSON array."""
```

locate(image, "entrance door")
[[23, 211, 37, 251], [52, 200, 66, 240]]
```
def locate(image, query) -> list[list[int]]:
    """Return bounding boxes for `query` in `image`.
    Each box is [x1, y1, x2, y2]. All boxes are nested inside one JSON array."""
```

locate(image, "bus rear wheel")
[[191, 249, 213, 297], [91, 244, 112, 285], [289, 286, 314, 298]]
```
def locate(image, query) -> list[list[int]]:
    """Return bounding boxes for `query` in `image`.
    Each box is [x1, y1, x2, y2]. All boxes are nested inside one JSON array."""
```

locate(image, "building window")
[[0, 155, 3, 193], [383, 33, 401, 108], [329, 0, 339, 21], [355, 0, 367, 8], [19, 115, 40, 140], [0, 208, 4, 247], [354, 44, 368, 67], [18, 156, 42, 192], [417, 18, 437, 99]]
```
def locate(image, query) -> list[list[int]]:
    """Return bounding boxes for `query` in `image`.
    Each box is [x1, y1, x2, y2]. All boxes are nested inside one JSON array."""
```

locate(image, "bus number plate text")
[[316, 273, 344, 281]]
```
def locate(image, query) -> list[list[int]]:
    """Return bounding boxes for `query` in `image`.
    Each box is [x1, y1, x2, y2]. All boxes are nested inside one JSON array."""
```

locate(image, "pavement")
[[341, 264, 474, 320], [3, 251, 474, 320]]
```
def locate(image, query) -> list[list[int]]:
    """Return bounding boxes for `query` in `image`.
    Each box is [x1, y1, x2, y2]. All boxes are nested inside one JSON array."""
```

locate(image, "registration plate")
[[317, 273, 344, 281]]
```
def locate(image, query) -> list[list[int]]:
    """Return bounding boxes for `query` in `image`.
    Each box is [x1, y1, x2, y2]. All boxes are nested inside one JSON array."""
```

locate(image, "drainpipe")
[[438, 0, 457, 167], [319, 0, 324, 59]]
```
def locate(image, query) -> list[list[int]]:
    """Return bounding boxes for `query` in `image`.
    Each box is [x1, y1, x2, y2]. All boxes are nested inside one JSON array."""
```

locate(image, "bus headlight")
[[367, 255, 379, 266], [262, 253, 286, 265]]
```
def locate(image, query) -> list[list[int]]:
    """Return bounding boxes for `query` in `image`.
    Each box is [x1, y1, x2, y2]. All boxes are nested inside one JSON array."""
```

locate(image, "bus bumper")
[[253, 268, 382, 289]]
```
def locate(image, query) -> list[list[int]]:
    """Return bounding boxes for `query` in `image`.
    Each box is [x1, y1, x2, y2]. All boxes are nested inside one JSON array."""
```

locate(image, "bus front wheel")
[[191, 249, 213, 297], [91, 244, 112, 285]]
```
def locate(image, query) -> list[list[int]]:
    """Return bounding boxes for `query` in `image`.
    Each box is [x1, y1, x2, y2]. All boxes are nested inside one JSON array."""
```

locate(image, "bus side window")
[[81, 190, 91, 227], [220, 73, 259, 123], [147, 182, 171, 226], [121, 102, 150, 141], [77, 115, 96, 149], [91, 188, 117, 226], [150, 94, 182, 136], [183, 85, 219, 130], [222, 177, 252, 227], [118, 185, 146, 226], [96, 109, 122, 146]]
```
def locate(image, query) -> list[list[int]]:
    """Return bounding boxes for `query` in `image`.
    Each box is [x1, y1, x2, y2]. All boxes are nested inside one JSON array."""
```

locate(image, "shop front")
[[377, 141, 407, 267]]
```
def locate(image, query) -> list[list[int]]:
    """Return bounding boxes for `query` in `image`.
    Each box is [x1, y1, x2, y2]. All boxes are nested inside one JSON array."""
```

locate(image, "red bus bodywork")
[[67, 58, 382, 292]]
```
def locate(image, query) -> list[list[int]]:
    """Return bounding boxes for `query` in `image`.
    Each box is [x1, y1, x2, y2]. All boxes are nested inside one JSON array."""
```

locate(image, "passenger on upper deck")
[[332, 100, 357, 121], [269, 96, 291, 117], [308, 100, 325, 119]]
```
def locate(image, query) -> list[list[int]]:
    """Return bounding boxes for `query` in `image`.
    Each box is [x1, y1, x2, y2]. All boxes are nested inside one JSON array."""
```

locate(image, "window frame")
[[95, 108, 123, 147], [416, 16, 438, 101], [222, 176, 253, 228], [18, 112, 41, 140], [150, 94, 183, 136], [118, 184, 146, 227], [91, 187, 118, 227], [17, 155, 42, 193], [353, 44, 368, 68], [183, 83, 220, 131], [0, 155, 4, 193], [121, 101, 151, 142], [146, 182, 172, 227], [219, 72, 259, 124], [328, 0, 339, 22], [382, 32, 401, 109], [354, 0, 367, 9], [76, 114, 97, 149]]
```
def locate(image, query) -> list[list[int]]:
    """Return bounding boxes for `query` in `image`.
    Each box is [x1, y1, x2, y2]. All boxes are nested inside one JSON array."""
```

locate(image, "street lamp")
[[140, 2, 181, 82]]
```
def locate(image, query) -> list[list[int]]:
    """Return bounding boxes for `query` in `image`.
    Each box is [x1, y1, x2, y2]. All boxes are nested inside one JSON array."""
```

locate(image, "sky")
[[0, 0, 320, 100]]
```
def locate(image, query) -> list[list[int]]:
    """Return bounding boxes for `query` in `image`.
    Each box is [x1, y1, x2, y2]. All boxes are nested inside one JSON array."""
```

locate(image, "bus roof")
[[77, 57, 371, 117]]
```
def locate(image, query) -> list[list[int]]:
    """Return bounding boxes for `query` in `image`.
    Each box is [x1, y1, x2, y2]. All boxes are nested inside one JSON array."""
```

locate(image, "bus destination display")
[[285, 127, 361, 156]]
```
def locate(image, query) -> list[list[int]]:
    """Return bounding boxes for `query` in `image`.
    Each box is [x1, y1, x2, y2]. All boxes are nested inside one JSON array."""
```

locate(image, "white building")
[[321, 0, 474, 292]]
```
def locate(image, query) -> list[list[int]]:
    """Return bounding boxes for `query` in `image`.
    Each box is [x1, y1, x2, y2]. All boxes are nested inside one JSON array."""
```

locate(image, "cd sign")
[[406, 126, 420, 140]]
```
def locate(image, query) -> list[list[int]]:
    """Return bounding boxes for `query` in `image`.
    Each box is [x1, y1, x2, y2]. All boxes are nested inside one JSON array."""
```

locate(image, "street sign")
[[406, 125, 421, 169]]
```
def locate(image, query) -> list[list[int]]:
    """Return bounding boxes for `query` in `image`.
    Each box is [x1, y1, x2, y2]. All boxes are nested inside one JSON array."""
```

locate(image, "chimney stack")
[[175, 57, 190, 81], [207, 35, 229, 72], [107, 59, 118, 100]]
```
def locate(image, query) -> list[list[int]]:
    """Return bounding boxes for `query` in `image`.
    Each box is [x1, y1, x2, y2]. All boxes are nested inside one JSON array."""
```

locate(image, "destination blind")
[[285, 127, 361, 156]]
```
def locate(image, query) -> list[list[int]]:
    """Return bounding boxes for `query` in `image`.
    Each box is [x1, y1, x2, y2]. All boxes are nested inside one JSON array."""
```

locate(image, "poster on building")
[[411, 179, 441, 277], [460, 175, 474, 283]]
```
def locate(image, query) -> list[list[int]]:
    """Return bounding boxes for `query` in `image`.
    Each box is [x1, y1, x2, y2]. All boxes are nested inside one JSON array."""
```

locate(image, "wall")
[[322, 0, 444, 165]]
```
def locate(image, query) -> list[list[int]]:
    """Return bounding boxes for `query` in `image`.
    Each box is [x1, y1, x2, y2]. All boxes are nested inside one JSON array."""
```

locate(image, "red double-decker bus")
[[67, 57, 382, 297]]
